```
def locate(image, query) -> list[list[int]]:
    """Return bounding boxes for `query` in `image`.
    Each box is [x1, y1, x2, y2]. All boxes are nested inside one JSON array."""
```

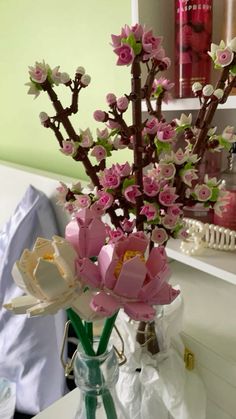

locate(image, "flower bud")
[[76, 66, 86, 75], [60, 72, 71, 84], [213, 88, 224, 100], [192, 82, 202, 94], [106, 93, 117, 106], [93, 110, 108, 122], [80, 74, 91, 86], [202, 84, 214, 97], [39, 112, 49, 123], [117, 96, 129, 111]]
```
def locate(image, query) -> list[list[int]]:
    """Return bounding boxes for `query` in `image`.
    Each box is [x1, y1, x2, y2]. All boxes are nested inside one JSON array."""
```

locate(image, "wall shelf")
[[142, 95, 236, 113], [166, 239, 236, 286]]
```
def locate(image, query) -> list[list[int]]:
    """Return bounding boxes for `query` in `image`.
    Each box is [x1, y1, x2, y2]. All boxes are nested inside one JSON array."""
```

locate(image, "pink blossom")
[[120, 218, 135, 233], [97, 191, 114, 209], [60, 140, 77, 156], [93, 110, 108, 122], [167, 205, 182, 217], [162, 57, 171, 69], [144, 117, 159, 135], [91, 145, 107, 162], [66, 208, 106, 258], [162, 214, 179, 229], [106, 120, 121, 129], [123, 24, 144, 41], [215, 48, 234, 67], [143, 176, 160, 197], [157, 122, 175, 142], [64, 202, 75, 214], [96, 128, 109, 139], [123, 184, 142, 204], [177, 228, 189, 240], [115, 162, 131, 177], [80, 128, 93, 148], [181, 168, 198, 187], [56, 181, 69, 204], [110, 27, 127, 48], [108, 228, 125, 243], [106, 93, 117, 106], [99, 167, 121, 189], [140, 203, 158, 221], [90, 201, 106, 217], [117, 96, 129, 111], [28, 61, 49, 84], [74, 194, 91, 209], [142, 30, 163, 54], [159, 187, 178, 206], [159, 163, 176, 180], [114, 44, 134, 66], [151, 227, 168, 245], [174, 148, 188, 165], [194, 184, 212, 202], [113, 135, 127, 149], [77, 234, 179, 321]]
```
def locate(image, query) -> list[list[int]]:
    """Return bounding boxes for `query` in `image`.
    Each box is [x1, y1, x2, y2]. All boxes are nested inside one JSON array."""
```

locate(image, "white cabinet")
[[167, 242, 236, 419]]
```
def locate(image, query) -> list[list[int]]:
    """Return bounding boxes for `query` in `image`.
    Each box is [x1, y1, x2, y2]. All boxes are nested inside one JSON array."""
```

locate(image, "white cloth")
[[112, 295, 206, 419]]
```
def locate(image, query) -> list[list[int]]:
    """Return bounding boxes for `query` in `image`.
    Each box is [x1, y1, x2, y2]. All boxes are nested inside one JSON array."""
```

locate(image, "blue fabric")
[[0, 185, 67, 415]]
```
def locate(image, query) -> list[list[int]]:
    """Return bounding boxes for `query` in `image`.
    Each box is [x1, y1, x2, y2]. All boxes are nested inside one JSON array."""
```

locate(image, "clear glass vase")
[[73, 341, 129, 419]]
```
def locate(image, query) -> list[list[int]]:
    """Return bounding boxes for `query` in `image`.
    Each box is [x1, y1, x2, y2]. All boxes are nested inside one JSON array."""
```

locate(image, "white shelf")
[[142, 96, 236, 112], [166, 239, 236, 286]]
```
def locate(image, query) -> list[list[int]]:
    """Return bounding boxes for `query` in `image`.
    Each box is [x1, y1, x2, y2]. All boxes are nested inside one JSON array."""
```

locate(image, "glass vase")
[[73, 341, 129, 419]]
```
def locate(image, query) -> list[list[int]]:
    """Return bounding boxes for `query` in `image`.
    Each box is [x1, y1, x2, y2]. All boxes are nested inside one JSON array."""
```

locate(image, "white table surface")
[[33, 389, 79, 418]]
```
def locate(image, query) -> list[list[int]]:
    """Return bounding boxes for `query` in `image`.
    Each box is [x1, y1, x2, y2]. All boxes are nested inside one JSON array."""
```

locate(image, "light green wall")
[[0, 0, 131, 180]]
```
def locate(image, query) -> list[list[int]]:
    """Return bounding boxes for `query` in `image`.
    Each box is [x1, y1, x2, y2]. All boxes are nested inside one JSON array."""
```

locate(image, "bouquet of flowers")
[[4, 23, 236, 418]]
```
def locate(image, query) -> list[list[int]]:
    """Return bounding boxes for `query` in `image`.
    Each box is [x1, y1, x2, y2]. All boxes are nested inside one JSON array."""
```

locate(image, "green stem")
[[85, 394, 97, 419], [85, 321, 93, 344], [67, 309, 95, 356], [102, 389, 118, 419], [96, 311, 119, 356]]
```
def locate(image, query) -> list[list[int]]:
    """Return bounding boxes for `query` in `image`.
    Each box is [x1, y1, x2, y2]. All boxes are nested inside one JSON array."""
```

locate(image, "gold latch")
[[184, 347, 195, 370]]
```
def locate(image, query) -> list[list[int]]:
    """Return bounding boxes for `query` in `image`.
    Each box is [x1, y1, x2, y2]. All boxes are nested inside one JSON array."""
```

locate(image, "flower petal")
[[123, 302, 156, 321], [34, 259, 69, 300], [90, 292, 120, 316], [113, 256, 146, 298]]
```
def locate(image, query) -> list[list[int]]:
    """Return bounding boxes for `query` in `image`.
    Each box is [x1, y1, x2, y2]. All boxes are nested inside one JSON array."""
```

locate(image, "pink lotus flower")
[[159, 186, 178, 206], [114, 44, 134, 66], [151, 227, 168, 245], [93, 110, 108, 122], [140, 203, 158, 221], [123, 184, 142, 204], [91, 145, 107, 162], [77, 234, 179, 321], [143, 176, 160, 197], [97, 191, 114, 209], [194, 184, 212, 202], [215, 48, 234, 67], [117, 96, 129, 111], [65, 208, 107, 258]]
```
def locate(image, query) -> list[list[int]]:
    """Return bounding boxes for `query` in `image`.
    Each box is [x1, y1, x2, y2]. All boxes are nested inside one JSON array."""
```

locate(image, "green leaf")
[[230, 64, 236, 76], [219, 136, 232, 151], [155, 139, 171, 154], [152, 85, 163, 98], [133, 42, 142, 55], [210, 187, 219, 202], [122, 177, 135, 193]]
